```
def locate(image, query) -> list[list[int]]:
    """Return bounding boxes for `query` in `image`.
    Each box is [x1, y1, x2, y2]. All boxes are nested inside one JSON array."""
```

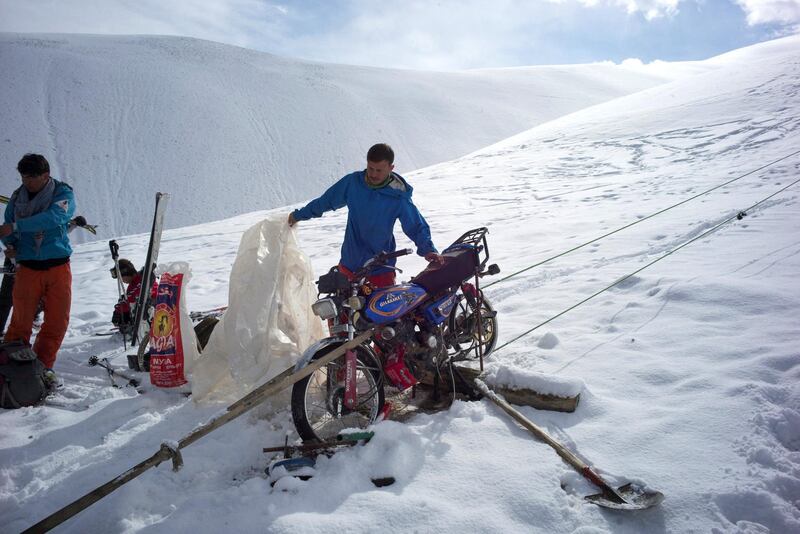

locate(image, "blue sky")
[[1, 0, 798, 69]]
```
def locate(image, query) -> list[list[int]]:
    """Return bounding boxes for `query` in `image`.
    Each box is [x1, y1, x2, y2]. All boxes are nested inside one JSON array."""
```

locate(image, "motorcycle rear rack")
[[446, 227, 491, 273]]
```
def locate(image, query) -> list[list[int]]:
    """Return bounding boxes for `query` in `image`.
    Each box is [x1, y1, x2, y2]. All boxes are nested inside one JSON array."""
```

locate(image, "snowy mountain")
[[2, 34, 800, 533], [0, 32, 704, 241]]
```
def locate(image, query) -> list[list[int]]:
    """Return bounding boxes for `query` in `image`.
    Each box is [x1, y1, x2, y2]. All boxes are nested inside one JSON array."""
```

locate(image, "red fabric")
[[337, 263, 396, 288], [114, 273, 158, 315], [5, 263, 72, 369]]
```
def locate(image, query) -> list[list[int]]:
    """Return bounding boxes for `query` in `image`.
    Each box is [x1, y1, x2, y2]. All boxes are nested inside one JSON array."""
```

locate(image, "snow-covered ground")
[[0, 32, 706, 241], [2, 33, 800, 533]]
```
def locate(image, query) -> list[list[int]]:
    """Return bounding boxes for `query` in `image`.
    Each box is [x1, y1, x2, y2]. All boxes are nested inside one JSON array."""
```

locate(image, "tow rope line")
[[492, 175, 800, 353], [485, 149, 800, 289]]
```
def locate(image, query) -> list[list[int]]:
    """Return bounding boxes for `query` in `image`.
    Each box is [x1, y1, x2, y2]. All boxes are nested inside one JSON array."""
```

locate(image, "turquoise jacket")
[[3, 179, 75, 261]]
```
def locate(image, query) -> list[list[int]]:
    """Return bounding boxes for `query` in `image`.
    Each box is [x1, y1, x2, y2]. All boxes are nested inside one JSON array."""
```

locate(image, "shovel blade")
[[584, 483, 664, 511]]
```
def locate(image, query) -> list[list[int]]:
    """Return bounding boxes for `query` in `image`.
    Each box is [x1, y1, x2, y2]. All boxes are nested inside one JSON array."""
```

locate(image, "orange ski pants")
[[5, 263, 72, 369]]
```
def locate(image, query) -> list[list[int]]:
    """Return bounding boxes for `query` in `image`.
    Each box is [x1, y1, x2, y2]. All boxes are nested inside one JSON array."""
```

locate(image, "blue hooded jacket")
[[292, 171, 436, 273], [3, 179, 75, 261]]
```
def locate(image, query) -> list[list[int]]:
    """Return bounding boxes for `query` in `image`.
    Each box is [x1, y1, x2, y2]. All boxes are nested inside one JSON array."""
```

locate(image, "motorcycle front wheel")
[[291, 342, 385, 442]]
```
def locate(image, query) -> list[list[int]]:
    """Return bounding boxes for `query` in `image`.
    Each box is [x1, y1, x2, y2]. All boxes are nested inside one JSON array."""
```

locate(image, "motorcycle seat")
[[411, 245, 479, 294]]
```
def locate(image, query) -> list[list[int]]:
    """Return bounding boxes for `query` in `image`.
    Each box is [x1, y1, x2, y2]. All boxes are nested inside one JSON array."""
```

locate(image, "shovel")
[[474, 379, 663, 510]]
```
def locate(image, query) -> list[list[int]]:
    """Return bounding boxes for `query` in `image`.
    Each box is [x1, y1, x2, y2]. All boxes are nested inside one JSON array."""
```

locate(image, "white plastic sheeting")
[[191, 215, 325, 403]]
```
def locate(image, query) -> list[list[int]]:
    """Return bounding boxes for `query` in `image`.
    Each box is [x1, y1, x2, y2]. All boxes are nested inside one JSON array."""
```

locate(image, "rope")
[[485, 149, 800, 289], [492, 176, 800, 353]]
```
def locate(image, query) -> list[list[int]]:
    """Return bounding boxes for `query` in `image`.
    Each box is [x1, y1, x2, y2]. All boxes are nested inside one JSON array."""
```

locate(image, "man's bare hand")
[[425, 252, 444, 265], [0, 224, 13, 238], [287, 212, 297, 227]]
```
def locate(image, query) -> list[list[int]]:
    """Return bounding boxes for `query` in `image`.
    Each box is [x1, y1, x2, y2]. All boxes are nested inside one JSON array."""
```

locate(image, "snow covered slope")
[[0, 33, 699, 241], [2, 35, 799, 533]]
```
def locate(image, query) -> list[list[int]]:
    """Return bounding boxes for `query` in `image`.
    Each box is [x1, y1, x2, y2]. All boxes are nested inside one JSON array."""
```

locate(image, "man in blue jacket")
[[288, 143, 441, 287], [0, 154, 75, 387]]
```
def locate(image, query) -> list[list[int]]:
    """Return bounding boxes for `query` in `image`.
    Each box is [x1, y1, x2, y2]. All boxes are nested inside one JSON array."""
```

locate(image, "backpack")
[[0, 341, 47, 409]]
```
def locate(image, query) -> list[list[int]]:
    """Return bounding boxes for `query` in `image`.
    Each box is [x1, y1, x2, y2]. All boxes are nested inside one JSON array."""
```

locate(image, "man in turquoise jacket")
[[0, 154, 75, 385], [288, 143, 441, 287]]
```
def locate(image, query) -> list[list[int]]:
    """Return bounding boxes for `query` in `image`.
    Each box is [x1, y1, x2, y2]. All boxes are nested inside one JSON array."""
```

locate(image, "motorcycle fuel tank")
[[365, 284, 428, 324]]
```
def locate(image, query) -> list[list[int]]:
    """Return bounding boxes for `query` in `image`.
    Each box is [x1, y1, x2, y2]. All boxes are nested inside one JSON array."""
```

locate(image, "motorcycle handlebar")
[[355, 249, 413, 280], [384, 248, 412, 260]]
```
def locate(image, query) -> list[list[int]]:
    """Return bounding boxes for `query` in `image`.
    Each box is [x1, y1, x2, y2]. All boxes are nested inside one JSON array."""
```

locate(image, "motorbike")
[[291, 227, 500, 442]]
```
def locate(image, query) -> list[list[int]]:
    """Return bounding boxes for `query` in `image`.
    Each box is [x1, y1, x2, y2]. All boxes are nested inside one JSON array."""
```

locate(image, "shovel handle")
[[475, 379, 620, 495]]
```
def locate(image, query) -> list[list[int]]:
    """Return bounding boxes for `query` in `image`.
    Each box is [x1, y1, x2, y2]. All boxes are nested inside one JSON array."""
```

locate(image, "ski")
[[189, 306, 228, 322], [43, 399, 91, 412], [94, 330, 119, 337], [131, 192, 170, 348]]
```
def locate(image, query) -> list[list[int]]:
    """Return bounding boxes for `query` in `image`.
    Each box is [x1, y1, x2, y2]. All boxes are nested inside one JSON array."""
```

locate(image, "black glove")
[[72, 215, 87, 227], [112, 310, 132, 327]]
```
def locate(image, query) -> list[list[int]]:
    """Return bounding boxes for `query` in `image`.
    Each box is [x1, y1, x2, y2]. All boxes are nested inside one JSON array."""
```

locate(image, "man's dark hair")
[[117, 259, 137, 277], [17, 154, 50, 176], [367, 143, 394, 164]]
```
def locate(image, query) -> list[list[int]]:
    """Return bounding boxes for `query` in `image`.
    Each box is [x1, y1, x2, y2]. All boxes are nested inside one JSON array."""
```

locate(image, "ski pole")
[[108, 240, 128, 350], [88, 356, 140, 388], [108, 240, 125, 298], [108, 240, 125, 302]]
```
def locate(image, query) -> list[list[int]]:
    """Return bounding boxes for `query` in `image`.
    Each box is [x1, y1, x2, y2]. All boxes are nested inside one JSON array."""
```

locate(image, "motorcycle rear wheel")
[[447, 295, 498, 360], [291, 342, 385, 442]]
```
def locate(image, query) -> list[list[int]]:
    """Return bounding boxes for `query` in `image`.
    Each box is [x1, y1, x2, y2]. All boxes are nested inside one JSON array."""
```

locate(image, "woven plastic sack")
[[192, 214, 324, 403]]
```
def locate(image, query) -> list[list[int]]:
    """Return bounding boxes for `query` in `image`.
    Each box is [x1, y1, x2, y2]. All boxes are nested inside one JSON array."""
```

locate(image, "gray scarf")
[[12, 178, 56, 254]]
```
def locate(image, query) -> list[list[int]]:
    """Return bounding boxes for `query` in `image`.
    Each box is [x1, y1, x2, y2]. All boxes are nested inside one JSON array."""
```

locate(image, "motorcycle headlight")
[[311, 298, 338, 320]]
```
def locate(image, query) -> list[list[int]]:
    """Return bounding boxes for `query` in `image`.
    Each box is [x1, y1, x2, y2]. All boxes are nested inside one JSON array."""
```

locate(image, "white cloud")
[[0, 0, 285, 49], [735, 0, 800, 24], [1, 0, 798, 70], [578, 0, 800, 23], [581, 0, 682, 20]]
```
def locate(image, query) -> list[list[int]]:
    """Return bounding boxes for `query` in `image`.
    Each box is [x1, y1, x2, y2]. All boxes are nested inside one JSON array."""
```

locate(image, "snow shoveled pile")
[[483, 363, 584, 398]]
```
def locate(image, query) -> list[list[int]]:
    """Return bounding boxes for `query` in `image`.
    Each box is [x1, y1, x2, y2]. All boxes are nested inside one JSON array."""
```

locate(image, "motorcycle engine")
[[375, 317, 446, 374]]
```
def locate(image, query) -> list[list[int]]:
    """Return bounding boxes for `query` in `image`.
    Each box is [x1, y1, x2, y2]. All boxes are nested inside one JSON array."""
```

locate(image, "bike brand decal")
[[383, 292, 404, 305], [367, 285, 428, 319], [437, 294, 456, 315]]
